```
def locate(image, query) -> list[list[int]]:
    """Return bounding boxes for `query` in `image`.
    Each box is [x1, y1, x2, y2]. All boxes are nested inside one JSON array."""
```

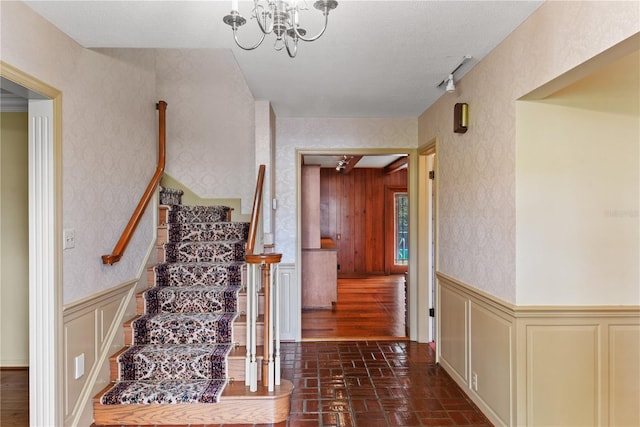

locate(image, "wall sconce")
[[454, 103, 468, 133]]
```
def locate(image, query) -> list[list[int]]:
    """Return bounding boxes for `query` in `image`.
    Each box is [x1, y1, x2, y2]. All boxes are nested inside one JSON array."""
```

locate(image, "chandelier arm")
[[233, 29, 267, 51], [254, 4, 274, 35], [292, 11, 329, 42]]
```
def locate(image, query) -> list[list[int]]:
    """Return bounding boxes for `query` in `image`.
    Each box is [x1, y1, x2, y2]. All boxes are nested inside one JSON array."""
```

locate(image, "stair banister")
[[245, 164, 282, 391], [102, 101, 167, 265], [246, 164, 265, 255], [246, 253, 282, 391]]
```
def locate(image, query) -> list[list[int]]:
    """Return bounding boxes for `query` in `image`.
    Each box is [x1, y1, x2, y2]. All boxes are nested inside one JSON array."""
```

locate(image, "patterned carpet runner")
[[101, 204, 248, 405]]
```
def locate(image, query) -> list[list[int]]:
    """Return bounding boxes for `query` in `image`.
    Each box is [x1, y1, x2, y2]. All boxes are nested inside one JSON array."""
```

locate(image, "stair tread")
[[100, 378, 229, 404]]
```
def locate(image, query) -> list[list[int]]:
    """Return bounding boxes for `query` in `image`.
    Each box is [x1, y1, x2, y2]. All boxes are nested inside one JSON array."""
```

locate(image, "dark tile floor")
[[269, 340, 492, 427]]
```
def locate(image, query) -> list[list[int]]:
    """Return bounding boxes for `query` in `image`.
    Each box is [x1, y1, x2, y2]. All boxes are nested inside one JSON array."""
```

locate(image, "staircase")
[[93, 202, 293, 425]]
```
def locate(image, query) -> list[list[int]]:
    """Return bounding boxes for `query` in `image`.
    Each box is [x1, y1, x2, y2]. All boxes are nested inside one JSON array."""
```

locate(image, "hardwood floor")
[[302, 274, 407, 341], [0, 368, 29, 427]]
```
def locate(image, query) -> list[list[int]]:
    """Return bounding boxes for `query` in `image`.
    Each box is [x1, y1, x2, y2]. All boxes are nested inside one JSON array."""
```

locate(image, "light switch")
[[63, 229, 75, 249]]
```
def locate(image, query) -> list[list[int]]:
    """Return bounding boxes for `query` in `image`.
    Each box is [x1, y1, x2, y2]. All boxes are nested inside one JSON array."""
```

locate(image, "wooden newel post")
[[245, 252, 282, 391]]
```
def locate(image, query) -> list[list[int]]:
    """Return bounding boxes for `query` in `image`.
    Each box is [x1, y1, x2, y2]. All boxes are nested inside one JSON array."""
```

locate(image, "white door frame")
[[2, 62, 64, 427], [417, 140, 437, 345]]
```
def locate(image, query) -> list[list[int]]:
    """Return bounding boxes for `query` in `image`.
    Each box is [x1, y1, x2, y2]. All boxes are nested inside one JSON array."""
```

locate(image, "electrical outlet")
[[63, 228, 75, 249], [74, 353, 85, 379], [472, 372, 478, 391]]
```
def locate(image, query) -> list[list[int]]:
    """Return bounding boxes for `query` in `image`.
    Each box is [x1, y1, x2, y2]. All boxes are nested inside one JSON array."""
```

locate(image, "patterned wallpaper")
[[275, 118, 418, 263], [4, 0, 637, 307], [418, 1, 640, 303], [155, 49, 255, 214], [2, 2, 158, 304]]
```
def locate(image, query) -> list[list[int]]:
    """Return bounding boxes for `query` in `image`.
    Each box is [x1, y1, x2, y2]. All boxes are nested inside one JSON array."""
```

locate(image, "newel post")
[[245, 253, 282, 391]]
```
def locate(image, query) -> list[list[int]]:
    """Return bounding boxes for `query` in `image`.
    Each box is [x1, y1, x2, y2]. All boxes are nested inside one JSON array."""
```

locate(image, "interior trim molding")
[[436, 271, 640, 317], [1, 60, 64, 427]]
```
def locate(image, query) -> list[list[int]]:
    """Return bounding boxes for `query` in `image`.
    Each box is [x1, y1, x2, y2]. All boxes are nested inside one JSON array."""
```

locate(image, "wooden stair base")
[[93, 379, 294, 425]]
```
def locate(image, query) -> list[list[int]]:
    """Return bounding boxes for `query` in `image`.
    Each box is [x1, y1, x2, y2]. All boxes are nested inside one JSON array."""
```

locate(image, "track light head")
[[445, 74, 455, 93]]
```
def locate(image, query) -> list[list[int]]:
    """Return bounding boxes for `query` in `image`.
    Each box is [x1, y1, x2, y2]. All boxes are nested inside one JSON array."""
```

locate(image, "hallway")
[[302, 275, 407, 341]]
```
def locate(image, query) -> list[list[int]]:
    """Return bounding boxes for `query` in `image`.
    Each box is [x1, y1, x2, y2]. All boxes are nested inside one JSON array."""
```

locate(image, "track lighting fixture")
[[438, 55, 473, 93], [335, 155, 350, 173]]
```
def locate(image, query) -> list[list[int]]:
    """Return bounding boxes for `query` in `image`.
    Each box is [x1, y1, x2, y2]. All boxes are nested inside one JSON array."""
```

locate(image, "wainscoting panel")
[[438, 284, 468, 384], [525, 324, 600, 426], [469, 303, 514, 426], [608, 324, 640, 426], [64, 309, 97, 417], [437, 272, 640, 427], [278, 263, 298, 341], [99, 298, 122, 348], [62, 278, 143, 426]]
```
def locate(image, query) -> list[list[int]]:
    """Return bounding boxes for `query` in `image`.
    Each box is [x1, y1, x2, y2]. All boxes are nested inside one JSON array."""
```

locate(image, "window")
[[394, 192, 408, 265]]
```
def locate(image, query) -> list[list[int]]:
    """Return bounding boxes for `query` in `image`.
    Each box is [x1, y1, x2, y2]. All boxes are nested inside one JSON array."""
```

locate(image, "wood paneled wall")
[[319, 167, 407, 274]]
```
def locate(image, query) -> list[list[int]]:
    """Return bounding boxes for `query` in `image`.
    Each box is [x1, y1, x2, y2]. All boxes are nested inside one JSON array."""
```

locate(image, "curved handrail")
[[246, 164, 266, 255], [102, 100, 167, 265]]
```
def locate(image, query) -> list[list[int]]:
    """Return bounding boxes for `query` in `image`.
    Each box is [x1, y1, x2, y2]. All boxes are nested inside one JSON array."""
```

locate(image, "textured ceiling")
[[23, 0, 543, 118]]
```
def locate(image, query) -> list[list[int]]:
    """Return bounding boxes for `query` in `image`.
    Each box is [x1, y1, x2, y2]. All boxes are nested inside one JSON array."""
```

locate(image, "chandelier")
[[223, 0, 339, 58]]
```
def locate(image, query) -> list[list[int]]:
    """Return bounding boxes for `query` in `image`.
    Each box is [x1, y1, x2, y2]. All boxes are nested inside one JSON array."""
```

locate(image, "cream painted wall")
[[155, 49, 255, 215], [275, 118, 418, 263], [1, 2, 158, 304], [418, 1, 640, 303], [516, 101, 639, 305], [0, 112, 29, 366]]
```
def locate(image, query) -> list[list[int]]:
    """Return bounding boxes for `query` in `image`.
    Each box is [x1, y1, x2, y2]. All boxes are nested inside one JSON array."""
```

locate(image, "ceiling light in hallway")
[[223, 0, 339, 58]]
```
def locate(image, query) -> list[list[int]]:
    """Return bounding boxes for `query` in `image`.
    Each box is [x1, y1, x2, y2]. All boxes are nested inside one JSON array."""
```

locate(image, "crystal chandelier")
[[223, 0, 339, 58]]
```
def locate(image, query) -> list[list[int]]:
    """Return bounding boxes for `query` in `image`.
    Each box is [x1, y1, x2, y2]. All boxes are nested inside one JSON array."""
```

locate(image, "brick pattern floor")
[[92, 341, 492, 427], [277, 341, 491, 427]]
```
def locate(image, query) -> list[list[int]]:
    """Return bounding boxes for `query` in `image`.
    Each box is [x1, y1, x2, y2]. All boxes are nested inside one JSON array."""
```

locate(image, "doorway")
[[298, 150, 411, 341], [1, 65, 63, 426]]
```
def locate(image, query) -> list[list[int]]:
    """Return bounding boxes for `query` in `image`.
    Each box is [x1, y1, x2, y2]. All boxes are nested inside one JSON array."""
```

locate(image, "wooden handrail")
[[102, 100, 167, 265], [246, 164, 266, 255]]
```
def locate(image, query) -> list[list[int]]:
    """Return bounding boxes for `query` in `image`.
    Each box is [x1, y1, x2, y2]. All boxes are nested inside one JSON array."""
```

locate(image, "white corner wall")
[[516, 101, 639, 305]]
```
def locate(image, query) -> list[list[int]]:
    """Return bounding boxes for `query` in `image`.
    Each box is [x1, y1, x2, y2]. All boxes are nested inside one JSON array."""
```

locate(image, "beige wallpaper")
[[276, 117, 418, 263], [418, 1, 640, 304], [155, 49, 255, 214], [2, 2, 158, 304]]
